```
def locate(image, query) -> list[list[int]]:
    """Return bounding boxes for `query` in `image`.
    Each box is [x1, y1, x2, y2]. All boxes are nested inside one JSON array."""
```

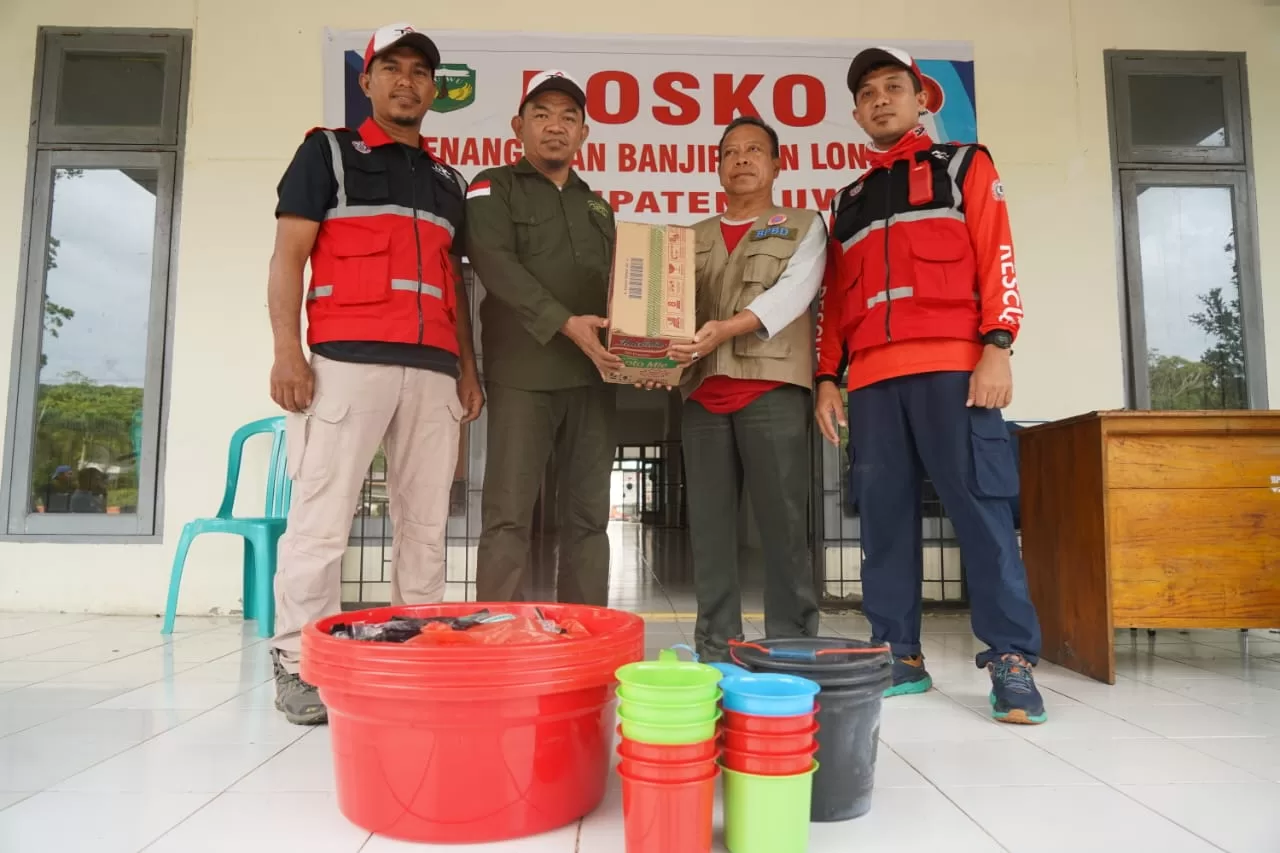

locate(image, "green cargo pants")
[[476, 381, 618, 605], [682, 384, 820, 661]]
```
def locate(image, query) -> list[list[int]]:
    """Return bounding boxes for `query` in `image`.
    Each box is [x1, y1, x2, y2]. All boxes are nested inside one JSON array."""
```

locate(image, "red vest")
[[304, 120, 467, 354], [828, 133, 985, 354]]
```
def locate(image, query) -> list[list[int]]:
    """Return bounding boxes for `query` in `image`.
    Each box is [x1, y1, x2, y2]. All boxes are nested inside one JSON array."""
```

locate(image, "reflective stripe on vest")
[[841, 208, 964, 253], [864, 285, 980, 309], [309, 279, 445, 301]]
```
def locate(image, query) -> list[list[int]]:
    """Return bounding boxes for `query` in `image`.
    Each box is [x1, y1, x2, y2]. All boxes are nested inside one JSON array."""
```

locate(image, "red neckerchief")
[[866, 124, 932, 172]]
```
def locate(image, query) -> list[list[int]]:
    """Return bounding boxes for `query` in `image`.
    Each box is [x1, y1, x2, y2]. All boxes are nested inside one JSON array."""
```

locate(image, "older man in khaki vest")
[[669, 116, 826, 662]]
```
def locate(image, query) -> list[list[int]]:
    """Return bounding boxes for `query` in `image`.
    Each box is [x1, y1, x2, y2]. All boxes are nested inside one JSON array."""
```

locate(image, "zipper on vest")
[[883, 169, 894, 343], [406, 148, 425, 346]]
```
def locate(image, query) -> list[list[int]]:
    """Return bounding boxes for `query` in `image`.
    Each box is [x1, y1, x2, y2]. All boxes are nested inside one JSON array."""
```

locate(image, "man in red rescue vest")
[[815, 47, 1047, 724], [265, 23, 483, 725]]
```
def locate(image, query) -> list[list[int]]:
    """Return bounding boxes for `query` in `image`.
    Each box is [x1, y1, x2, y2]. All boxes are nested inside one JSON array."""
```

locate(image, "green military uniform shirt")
[[464, 158, 617, 391]]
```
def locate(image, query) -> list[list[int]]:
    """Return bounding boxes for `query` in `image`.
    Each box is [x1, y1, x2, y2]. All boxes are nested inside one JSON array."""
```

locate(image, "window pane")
[[1134, 185, 1247, 410], [55, 51, 166, 128], [29, 167, 158, 515], [1128, 74, 1227, 148]]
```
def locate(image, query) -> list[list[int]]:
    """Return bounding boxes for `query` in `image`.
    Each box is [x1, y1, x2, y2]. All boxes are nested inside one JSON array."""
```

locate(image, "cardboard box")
[[603, 221, 697, 386]]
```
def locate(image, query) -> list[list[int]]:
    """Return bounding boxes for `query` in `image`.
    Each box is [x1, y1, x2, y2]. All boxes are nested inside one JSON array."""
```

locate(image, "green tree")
[[1186, 235, 1247, 409], [31, 376, 143, 510], [40, 168, 85, 370], [1147, 349, 1212, 410]]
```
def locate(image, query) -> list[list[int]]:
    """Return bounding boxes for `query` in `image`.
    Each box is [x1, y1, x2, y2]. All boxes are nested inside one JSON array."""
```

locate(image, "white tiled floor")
[[1, 610, 1278, 852]]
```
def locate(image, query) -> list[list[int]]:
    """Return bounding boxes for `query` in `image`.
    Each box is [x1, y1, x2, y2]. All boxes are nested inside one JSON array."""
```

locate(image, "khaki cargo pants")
[[271, 354, 463, 673]]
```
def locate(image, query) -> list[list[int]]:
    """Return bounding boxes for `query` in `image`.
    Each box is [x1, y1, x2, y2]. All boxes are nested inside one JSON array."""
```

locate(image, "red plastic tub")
[[301, 603, 644, 844], [721, 743, 820, 776], [722, 704, 820, 735], [616, 727, 719, 764], [721, 722, 819, 755], [619, 763, 719, 853]]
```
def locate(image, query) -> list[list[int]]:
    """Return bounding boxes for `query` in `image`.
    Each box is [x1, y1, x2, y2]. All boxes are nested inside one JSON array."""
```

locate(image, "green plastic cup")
[[617, 686, 723, 725], [617, 706, 722, 745], [722, 762, 819, 853], [615, 648, 723, 706]]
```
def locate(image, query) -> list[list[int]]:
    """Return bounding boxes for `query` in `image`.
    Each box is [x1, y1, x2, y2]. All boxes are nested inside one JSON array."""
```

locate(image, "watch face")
[[986, 331, 1013, 348]]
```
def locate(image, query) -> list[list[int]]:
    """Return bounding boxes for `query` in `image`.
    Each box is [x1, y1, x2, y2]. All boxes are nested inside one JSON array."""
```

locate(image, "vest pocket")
[[330, 228, 392, 305], [968, 409, 1019, 498], [908, 226, 977, 304], [344, 158, 390, 202], [741, 242, 792, 288], [733, 285, 792, 360]]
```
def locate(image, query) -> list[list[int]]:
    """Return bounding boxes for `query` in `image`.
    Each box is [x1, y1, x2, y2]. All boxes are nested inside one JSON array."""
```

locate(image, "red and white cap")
[[362, 23, 441, 73], [519, 69, 587, 110], [847, 46, 945, 113]]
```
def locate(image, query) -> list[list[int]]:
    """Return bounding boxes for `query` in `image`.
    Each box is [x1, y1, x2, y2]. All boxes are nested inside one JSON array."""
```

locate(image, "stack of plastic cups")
[[613, 648, 724, 853], [718, 672, 822, 853]]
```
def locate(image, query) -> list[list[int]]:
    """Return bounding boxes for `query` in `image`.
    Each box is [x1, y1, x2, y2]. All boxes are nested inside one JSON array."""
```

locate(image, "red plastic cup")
[[721, 743, 819, 777], [721, 703, 820, 735], [616, 726, 719, 763], [721, 722, 818, 755], [619, 763, 719, 853], [617, 748, 721, 783]]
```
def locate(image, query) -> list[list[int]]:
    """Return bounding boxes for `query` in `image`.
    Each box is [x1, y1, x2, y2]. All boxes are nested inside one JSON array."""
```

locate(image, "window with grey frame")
[[1106, 50, 1268, 411], [1, 28, 191, 539]]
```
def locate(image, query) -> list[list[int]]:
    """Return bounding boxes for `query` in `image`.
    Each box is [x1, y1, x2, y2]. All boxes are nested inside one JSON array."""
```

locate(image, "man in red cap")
[[465, 70, 622, 607], [266, 22, 483, 724], [815, 47, 1047, 724]]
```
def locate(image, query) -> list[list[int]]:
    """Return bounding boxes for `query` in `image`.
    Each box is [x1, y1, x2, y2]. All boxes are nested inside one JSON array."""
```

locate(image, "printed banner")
[[322, 30, 976, 223]]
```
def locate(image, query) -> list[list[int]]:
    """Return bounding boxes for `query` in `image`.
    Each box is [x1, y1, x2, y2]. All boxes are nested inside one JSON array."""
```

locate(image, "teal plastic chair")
[[161, 417, 293, 638]]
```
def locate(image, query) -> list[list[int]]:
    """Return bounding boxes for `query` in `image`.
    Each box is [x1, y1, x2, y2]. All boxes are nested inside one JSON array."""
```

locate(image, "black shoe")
[[988, 654, 1047, 725], [272, 650, 327, 726], [883, 655, 933, 698]]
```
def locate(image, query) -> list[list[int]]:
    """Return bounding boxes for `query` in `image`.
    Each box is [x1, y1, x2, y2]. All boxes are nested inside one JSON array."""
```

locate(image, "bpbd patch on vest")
[[750, 225, 798, 241]]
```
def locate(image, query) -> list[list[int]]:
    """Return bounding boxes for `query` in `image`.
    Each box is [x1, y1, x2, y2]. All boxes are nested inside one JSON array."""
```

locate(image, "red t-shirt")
[[688, 219, 786, 415]]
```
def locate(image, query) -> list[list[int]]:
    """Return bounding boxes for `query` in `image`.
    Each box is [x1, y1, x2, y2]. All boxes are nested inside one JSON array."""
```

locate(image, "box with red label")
[[603, 221, 697, 386]]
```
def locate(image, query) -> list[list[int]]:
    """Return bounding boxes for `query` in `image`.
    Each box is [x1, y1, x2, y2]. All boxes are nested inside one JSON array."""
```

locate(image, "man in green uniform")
[[464, 70, 620, 605]]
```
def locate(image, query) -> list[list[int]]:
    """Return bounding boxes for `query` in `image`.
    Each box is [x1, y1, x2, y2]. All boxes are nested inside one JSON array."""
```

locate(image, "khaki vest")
[[681, 206, 818, 398]]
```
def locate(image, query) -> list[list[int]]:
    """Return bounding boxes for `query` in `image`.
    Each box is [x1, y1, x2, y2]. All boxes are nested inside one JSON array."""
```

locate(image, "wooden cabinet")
[[1018, 410, 1280, 683]]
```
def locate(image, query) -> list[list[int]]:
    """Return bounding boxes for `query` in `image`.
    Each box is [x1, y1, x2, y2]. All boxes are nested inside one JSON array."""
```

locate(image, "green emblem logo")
[[432, 64, 476, 113], [587, 198, 612, 219]]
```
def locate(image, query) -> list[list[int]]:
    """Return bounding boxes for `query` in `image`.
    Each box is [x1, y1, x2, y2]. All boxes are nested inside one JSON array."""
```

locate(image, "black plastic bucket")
[[729, 637, 891, 822]]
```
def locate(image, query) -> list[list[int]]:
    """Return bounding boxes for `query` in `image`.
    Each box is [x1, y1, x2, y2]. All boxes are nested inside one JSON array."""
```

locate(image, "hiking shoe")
[[987, 654, 1047, 725], [884, 655, 933, 697], [272, 651, 327, 726]]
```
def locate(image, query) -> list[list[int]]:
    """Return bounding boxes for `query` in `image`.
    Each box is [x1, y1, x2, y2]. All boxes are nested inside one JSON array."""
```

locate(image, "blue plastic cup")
[[719, 673, 821, 717]]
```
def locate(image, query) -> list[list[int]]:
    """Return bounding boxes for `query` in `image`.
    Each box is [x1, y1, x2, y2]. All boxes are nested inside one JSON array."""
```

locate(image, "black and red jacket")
[[815, 126, 1024, 385], [304, 118, 467, 354]]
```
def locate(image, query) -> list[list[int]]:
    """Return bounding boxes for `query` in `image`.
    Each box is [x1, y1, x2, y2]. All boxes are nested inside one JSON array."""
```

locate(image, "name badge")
[[749, 226, 797, 241]]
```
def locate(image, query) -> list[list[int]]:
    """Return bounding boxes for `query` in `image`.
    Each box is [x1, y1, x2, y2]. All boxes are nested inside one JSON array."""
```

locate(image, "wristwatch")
[[982, 330, 1014, 350]]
